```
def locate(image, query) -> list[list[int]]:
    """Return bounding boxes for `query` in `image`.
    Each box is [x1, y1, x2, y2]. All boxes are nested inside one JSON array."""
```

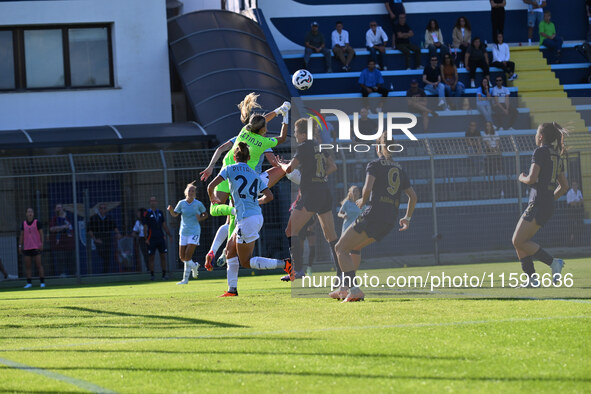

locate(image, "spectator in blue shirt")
[[359, 59, 389, 112]]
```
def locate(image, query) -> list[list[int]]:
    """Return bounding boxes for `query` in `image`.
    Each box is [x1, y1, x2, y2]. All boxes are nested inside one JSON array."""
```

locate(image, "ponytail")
[[245, 114, 266, 134], [540, 122, 568, 155], [238, 92, 262, 124], [234, 142, 250, 163]]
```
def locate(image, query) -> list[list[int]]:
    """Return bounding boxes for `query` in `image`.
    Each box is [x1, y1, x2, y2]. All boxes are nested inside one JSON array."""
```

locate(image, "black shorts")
[[522, 198, 554, 227], [353, 211, 396, 242], [23, 249, 41, 257], [297, 190, 333, 214], [147, 239, 167, 255]]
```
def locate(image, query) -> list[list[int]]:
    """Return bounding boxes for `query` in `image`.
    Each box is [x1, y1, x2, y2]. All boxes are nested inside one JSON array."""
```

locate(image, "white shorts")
[[234, 214, 263, 244], [179, 234, 200, 246]]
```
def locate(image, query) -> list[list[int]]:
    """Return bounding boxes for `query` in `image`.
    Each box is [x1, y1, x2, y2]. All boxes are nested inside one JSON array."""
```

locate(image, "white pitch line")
[[2, 315, 588, 353], [0, 357, 116, 393]]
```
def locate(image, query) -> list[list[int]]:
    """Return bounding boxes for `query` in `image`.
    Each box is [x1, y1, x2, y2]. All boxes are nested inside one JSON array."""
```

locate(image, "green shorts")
[[215, 179, 230, 194]]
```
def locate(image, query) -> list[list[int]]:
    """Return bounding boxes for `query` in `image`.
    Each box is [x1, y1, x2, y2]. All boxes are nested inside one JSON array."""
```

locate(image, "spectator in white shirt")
[[332, 21, 356, 71], [366, 21, 388, 70], [491, 75, 517, 130], [567, 181, 584, 245], [491, 33, 517, 81]]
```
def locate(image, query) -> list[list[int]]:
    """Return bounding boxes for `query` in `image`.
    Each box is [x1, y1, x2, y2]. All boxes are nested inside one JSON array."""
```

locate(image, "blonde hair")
[[238, 92, 262, 124], [294, 117, 309, 135], [341, 185, 361, 205], [184, 181, 197, 198]]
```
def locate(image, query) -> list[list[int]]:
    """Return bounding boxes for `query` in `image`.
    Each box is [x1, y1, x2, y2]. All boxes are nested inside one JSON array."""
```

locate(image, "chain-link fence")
[[0, 136, 586, 281]]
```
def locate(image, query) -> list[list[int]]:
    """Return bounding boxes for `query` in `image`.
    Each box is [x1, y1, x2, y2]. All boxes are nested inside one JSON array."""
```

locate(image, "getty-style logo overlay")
[[305, 108, 418, 153]]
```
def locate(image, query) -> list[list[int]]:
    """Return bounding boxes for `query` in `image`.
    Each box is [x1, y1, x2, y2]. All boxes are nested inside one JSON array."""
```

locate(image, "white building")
[[0, 0, 172, 131]]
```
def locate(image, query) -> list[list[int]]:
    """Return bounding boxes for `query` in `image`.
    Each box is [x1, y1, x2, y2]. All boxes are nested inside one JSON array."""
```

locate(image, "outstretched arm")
[[200, 140, 234, 181]]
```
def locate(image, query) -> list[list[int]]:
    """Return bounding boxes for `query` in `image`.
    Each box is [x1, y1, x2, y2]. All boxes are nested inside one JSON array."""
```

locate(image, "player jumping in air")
[[279, 118, 341, 281], [199, 93, 290, 271], [167, 182, 208, 285], [512, 122, 568, 287], [207, 143, 292, 297], [331, 132, 417, 302]]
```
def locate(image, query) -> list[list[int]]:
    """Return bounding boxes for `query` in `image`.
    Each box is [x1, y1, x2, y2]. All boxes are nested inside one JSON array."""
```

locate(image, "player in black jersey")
[[512, 122, 569, 287], [279, 118, 340, 280], [331, 132, 417, 302]]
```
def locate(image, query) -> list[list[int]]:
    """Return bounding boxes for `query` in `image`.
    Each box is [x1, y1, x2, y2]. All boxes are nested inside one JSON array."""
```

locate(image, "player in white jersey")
[[167, 182, 208, 285], [207, 143, 291, 297]]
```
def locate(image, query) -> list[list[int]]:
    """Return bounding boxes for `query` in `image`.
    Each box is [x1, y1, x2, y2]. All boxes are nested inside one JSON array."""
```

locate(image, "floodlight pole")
[[426, 141, 440, 265], [159, 150, 174, 273], [68, 154, 81, 284]]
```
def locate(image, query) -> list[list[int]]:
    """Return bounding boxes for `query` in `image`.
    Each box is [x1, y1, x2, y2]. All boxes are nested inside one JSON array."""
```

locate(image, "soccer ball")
[[292, 69, 313, 90]]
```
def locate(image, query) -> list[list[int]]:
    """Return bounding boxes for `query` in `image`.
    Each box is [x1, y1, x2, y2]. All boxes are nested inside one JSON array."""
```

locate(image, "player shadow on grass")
[[23, 366, 591, 383], [60, 306, 246, 328]]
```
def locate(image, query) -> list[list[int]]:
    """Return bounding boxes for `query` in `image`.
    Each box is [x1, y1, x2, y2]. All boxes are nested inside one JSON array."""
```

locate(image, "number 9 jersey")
[[366, 158, 411, 224]]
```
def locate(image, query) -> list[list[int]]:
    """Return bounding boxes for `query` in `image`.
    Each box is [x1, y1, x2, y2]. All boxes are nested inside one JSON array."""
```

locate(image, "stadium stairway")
[[510, 45, 591, 216]]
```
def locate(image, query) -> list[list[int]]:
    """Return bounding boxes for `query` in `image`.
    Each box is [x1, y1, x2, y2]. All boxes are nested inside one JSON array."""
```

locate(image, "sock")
[[210, 223, 229, 254], [329, 240, 343, 277], [533, 248, 553, 266], [289, 236, 304, 273], [210, 204, 234, 217], [520, 256, 535, 276], [150, 271, 154, 277], [226, 257, 239, 290], [162, 270, 167, 277], [250, 256, 284, 270], [40, 278, 45, 284], [181, 261, 190, 280], [228, 215, 236, 239], [27, 278, 32, 284], [343, 270, 356, 288]]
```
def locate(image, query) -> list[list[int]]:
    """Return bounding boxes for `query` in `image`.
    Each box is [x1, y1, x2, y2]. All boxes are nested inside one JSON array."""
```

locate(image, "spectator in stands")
[[132, 208, 148, 271], [441, 53, 465, 109], [332, 21, 356, 72], [476, 77, 494, 124], [356, 107, 378, 141], [385, 0, 406, 44], [407, 79, 438, 131], [19, 208, 45, 289], [465, 121, 485, 175], [359, 59, 389, 112], [491, 33, 517, 81], [49, 203, 75, 277], [423, 56, 446, 109], [539, 11, 563, 63], [586, 0, 591, 42], [524, 0, 546, 45], [492, 76, 517, 130], [490, 0, 506, 43], [394, 14, 421, 69], [424, 19, 449, 59], [304, 21, 332, 73], [366, 21, 388, 70], [452, 16, 472, 67], [465, 37, 490, 88], [482, 121, 502, 174], [88, 203, 121, 274], [567, 181, 584, 245]]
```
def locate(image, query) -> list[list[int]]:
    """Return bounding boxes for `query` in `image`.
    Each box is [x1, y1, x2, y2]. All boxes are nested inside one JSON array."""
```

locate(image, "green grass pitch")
[[0, 259, 590, 393]]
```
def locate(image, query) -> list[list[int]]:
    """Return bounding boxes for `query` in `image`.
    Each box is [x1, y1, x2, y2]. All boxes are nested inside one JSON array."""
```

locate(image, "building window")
[[68, 27, 111, 87], [0, 30, 14, 89], [0, 24, 113, 91], [24, 29, 65, 88]]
